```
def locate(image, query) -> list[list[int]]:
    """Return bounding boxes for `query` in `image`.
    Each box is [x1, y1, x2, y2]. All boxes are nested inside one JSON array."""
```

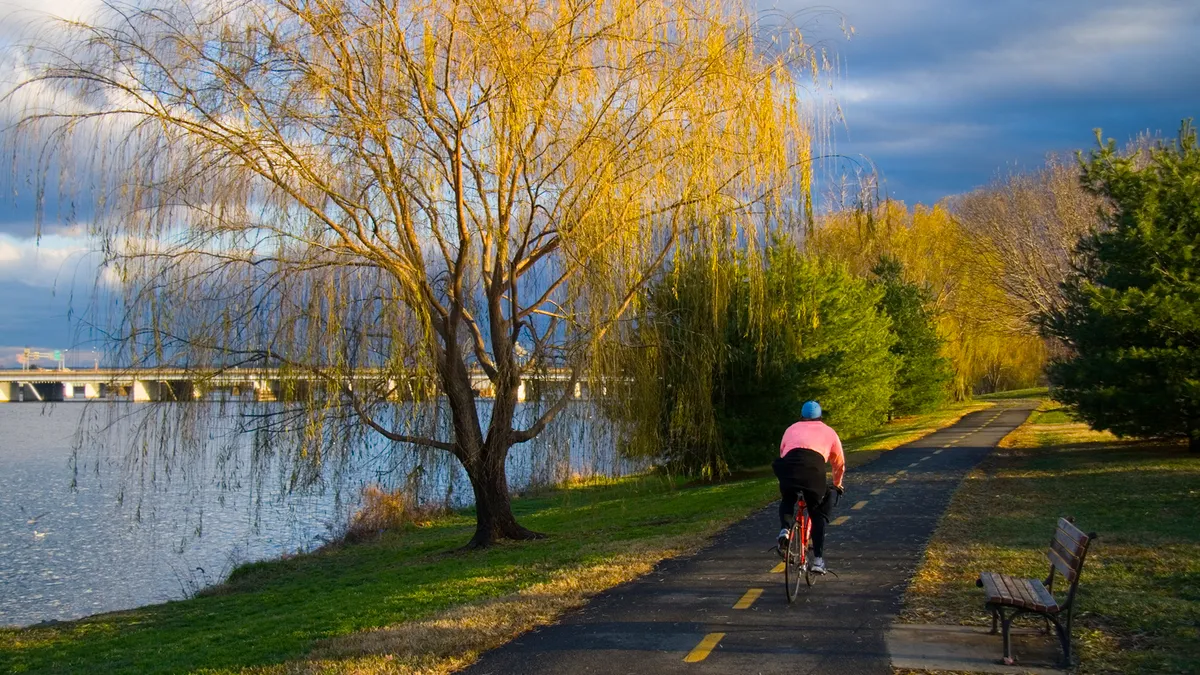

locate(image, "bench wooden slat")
[[1055, 519, 1089, 556], [1001, 574, 1030, 607], [1054, 527, 1087, 558], [1012, 577, 1041, 611], [980, 572, 1004, 602], [1019, 580, 1045, 610], [1029, 579, 1059, 613], [1057, 517, 1087, 544], [1050, 537, 1083, 567], [1048, 546, 1079, 584], [980, 572, 1061, 613], [981, 572, 1014, 603]]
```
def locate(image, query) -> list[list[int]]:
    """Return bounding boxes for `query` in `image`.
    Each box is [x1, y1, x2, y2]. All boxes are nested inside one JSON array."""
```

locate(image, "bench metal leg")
[[1056, 608, 1075, 667], [989, 608, 999, 635], [1051, 618, 1071, 667], [999, 609, 1015, 666]]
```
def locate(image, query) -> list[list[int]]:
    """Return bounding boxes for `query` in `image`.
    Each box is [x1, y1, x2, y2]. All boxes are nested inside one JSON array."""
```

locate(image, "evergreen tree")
[[1042, 121, 1200, 452], [872, 256, 951, 417], [627, 239, 899, 475], [718, 242, 898, 465]]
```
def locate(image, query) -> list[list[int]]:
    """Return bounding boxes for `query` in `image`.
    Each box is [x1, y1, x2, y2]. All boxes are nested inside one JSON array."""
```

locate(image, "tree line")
[[622, 120, 1200, 475], [6, 0, 1195, 551]]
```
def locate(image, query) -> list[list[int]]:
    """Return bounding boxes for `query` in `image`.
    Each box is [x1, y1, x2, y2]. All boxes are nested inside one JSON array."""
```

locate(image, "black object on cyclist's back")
[[773, 448, 837, 520]]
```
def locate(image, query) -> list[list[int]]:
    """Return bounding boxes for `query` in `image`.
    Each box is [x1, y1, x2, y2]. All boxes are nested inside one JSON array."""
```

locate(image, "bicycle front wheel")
[[784, 520, 805, 602]]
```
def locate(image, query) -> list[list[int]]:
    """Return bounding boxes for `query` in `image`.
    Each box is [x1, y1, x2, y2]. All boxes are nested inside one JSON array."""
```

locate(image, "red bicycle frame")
[[790, 496, 813, 564]]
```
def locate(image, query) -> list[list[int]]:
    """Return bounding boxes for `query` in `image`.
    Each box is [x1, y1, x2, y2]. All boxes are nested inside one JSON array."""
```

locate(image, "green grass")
[[0, 474, 779, 674], [0, 402, 990, 675], [902, 407, 1200, 674], [1027, 401, 1077, 425], [975, 386, 1049, 400], [842, 399, 994, 454]]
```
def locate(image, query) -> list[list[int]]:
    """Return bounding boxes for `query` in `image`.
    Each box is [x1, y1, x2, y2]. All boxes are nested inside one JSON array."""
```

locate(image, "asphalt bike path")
[[466, 402, 1037, 675]]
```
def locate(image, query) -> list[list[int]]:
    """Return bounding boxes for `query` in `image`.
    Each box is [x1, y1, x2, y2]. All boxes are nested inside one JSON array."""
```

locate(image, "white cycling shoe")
[[810, 556, 827, 574], [776, 528, 790, 552]]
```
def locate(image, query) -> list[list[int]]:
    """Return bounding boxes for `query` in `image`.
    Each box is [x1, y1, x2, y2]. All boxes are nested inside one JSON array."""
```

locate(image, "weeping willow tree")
[[7, 0, 826, 546]]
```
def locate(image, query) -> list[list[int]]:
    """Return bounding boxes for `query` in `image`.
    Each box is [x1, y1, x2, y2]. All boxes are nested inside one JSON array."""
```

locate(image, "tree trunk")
[[465, 448, 544, 548]]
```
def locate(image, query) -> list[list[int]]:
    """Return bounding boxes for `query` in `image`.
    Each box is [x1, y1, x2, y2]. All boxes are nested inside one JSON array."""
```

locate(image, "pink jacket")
[[779, 420, 845, 487]]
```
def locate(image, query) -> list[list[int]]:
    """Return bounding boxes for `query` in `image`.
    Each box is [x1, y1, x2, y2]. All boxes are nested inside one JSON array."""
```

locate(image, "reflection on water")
[[0, 401, 633, 628]]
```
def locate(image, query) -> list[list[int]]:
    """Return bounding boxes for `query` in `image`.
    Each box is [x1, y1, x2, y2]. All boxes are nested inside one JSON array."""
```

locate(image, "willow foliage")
[[623, 239, 897, 476], [8, 0, 828, 545], [811, 202, 1046, 398]]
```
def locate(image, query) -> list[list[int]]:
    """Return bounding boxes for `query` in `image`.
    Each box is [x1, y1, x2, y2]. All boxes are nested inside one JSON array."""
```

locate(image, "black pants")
[[773, 448, 835, 557], [778, 487, 832, 557]]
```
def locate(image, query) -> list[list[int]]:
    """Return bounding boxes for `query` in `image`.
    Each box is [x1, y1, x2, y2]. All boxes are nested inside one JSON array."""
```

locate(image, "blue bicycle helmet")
[[801, 400, 822, 420]]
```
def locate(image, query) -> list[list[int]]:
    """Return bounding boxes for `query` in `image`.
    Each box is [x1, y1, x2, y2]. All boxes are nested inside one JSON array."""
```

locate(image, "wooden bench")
[[976, 517, 1096, 666]]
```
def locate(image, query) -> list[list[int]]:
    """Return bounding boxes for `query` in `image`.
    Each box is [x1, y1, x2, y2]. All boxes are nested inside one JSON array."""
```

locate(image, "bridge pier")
[[65, 382, 101, 399], [0, 382, 15, 402], [132, 380, 155, 402], [254, 379, 278, 402]]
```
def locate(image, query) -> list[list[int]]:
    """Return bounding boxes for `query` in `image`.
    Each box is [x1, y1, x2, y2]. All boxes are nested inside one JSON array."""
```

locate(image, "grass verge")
[[841, 399, 995, 461], [975, 387, 1049, 400], [899, 405, 1200, 674], [0, 401, 992, 675]]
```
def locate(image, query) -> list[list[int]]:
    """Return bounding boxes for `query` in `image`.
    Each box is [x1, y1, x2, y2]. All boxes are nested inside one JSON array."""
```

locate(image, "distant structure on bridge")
[[17, 348, 66, 371], [0, 367, 591, 403]]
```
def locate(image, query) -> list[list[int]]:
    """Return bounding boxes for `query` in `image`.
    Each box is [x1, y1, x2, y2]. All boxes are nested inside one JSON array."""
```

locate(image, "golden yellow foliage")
[[10, 0, 834, 544], [811, 202, 1045, 398]]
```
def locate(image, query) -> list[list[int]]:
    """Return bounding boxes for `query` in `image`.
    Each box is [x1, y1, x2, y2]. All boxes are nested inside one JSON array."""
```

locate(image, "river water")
[[0, 401, 632, 628]]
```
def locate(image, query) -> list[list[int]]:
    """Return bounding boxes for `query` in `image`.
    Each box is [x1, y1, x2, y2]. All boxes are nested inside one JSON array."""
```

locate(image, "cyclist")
[[773, 400, 845, 574]]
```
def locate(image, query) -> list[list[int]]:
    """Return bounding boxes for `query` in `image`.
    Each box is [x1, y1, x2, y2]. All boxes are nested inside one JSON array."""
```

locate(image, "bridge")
[[0, 368, 590, 403]]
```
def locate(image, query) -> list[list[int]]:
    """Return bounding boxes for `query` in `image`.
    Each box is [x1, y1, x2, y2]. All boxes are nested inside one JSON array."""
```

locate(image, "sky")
[[0, 0, 1197, 365]]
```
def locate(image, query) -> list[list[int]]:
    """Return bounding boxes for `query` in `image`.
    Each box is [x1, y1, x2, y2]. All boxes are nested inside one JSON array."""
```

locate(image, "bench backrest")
[[1047, 517, 1091, 584]]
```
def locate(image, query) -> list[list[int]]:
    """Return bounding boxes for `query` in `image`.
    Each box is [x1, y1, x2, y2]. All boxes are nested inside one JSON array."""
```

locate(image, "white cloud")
[[0, 232, 99, 289], [0, 0, 104, 39]]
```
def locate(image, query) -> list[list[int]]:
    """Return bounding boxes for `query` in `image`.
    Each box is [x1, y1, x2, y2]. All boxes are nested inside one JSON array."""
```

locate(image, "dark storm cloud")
[[771, 0, 1200, 204]]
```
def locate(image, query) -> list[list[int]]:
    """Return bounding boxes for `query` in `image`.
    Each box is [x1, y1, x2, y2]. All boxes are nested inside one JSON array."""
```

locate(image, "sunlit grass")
[[0, 402, 988, 675], [902, 410, 1200, 674], [0, 473, 779, 675], [843, 399, 994, 454], [975, 387, 1049, 400]]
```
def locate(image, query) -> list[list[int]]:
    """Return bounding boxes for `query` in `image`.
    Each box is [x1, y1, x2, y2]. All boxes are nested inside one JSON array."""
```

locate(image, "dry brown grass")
[[339, 485, 446, 545], [898, 414, 1200, 674], [289, 536, 696, 675]]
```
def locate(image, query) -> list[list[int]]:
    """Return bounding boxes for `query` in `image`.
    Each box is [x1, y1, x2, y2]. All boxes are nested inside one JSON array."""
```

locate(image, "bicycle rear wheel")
[[784, 519, 805, 602]]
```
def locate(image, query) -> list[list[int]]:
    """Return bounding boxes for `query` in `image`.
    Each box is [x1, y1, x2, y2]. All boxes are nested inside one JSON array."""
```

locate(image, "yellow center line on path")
[[831, 515, 851, 526], [733, 588, 763, 609], [684, 633, 725, 663], [851, 500, 868, 510], [771, 562, 785, 573], [907, 462, 918, 468], [870, 488, 884, 496], [919, 456, 930, 461], [934, 449, 944, 454], [885, 477, 898, 484]]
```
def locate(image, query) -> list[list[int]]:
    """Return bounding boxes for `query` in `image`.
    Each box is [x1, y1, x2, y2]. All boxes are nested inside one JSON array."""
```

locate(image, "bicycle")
[[779, 487, 840, 602]]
